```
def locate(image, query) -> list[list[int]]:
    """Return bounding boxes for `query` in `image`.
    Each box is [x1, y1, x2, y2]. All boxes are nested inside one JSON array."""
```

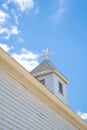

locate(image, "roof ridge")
[[46, 59, 57, 70]]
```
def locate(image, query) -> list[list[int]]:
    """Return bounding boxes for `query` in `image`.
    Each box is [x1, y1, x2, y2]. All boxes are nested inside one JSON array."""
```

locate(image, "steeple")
[[31, 49, 69, 104]]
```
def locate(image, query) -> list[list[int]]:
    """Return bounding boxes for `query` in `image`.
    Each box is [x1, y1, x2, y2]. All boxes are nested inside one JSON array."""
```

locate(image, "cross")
[[40, 48, 52, 59]]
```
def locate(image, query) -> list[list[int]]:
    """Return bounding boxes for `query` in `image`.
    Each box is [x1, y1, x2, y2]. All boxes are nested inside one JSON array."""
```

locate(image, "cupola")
[[31, 49, 69, 104]]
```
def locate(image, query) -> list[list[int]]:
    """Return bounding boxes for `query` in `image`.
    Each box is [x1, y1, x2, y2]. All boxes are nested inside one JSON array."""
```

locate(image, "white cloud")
[[0, 43, 14, 52], [10, 26, 19, 35], [12, 48, 38, 60], [12, 48, 39, 71], [0, 10, 9, 24], [2, 3, 8, 10], [0, 0, 36, 41], [0, 9, 19, 39], [18, 37, 25, 43], [0, 26, 19, 39], [0, 43, 39, 71], [54, 7, 65, 21], [52, 0, 67, 23], [11, 9, 19, 25], [77, 111, 87, 121], [8, 0, 34, 12], [34, 9, 40, 15], [0, 27, 7, 34]]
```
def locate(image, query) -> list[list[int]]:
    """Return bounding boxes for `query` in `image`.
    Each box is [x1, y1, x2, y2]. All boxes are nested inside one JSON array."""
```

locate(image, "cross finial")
[[40, 48, 52, 59]]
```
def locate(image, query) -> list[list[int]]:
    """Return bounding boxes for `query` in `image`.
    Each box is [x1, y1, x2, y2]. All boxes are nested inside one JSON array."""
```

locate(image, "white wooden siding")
[[0, 69, 78, 130], [53, 73, 67, 104], [37, 73, 67, 104], [37, 74, 55, 93]]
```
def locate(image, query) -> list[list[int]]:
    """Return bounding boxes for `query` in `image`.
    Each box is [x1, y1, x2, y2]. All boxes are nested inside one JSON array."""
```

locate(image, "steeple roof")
[[31, 59, 56, 74], [31, 59, 69, 84]]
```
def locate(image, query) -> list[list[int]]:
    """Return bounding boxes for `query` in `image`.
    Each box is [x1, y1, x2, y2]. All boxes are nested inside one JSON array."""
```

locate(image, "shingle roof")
[[31, 59, 69, 84], [31, 59, 57, 74]]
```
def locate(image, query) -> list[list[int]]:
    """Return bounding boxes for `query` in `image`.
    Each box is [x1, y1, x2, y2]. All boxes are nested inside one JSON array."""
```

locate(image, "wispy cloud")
[[0, 43, 14, 52], [11, 9, 19, 25], [18, 37, 25, 43], [52, 0, 68, 23], [0, 0, 35, 41], [0, 26, 19, 39], [0, 9, 19, 40], [77, 111, 87, 121], [2, 3, 8, 10], [0, 43, 39, 71], [8, 0, 34, 12], [0, 10, 9, 24], [34, 8, 40, 15], [12, 48, 39, 71]]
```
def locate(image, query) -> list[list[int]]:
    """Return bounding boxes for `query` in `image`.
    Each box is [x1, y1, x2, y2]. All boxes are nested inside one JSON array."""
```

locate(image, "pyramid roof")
[[31, 59, 69, 84]]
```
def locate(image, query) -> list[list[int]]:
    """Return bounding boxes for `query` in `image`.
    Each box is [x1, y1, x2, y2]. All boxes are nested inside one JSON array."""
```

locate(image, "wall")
[[37, 73, 67, 104], [53, 73, 67, 104], [37, 73, 55, 93], [0, 69, 78, 130]]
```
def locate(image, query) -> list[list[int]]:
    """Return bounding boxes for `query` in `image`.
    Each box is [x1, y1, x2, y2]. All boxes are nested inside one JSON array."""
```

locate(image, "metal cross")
[[40, 48, 52, 59]]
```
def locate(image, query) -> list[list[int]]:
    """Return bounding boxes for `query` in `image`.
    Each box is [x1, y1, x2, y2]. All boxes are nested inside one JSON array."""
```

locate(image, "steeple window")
[[59, 82, 63, 95]]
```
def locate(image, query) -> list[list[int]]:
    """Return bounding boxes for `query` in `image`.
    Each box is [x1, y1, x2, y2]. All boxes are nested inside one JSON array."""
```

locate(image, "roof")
[[0, 47, 87, 130], [31, 59, 69, 84], [31, 59, 56, 74]]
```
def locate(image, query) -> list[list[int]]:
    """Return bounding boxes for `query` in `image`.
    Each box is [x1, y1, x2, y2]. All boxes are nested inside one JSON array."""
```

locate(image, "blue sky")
[[0, 0, 87, 121]]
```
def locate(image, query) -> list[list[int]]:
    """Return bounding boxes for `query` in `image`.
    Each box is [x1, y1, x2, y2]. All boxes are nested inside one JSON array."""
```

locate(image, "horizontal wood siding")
[[0, 69, 78, 130], [37, 74, 55, 93], [53, 74, 67, 103]]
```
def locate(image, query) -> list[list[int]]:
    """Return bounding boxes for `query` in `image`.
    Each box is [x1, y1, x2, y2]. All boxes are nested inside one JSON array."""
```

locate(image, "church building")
[[0, 47, 87, 130]]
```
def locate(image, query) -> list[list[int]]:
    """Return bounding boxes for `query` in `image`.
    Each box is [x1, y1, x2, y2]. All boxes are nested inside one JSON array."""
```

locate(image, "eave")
[[32, 69, 69, 84]]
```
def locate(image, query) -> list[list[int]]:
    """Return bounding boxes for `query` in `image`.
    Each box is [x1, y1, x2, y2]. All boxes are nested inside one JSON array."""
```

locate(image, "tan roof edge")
[[0, 47, 87, 130], [54, 69, 69, 84]]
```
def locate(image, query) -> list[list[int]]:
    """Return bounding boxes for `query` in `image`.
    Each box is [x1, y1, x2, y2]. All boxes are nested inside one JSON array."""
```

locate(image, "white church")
[[0, 47, 87, 130]]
